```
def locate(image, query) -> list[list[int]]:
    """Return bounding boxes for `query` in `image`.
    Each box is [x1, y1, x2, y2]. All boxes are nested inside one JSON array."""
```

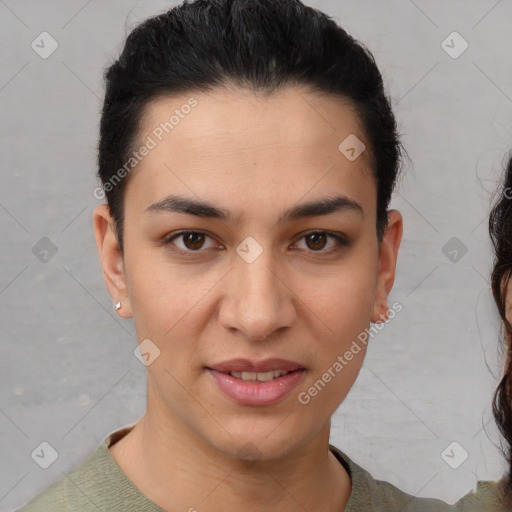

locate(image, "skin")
[[506, 279, 512, 325], [93, 85, 402, 512]]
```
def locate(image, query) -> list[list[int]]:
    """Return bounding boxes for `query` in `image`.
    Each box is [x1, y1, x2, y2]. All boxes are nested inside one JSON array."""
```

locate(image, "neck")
[[109, 399, 351, 512]]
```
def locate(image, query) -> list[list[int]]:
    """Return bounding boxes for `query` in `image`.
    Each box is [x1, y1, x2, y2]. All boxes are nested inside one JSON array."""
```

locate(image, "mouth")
[[205, 358, 305, 406], [206, 357, 304, 377]]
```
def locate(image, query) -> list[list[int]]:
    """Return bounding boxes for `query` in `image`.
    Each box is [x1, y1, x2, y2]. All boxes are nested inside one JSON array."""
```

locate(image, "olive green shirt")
[[17, 426, 503, 511]]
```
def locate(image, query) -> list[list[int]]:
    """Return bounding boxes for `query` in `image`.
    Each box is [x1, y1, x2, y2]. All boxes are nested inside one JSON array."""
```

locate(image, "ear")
[[371, 209, 403, 323], [92, 204, 133, 318]]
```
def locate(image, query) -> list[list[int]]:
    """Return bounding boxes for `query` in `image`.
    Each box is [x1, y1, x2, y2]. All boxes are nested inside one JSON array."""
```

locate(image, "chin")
[[205, 426, 304, 464]]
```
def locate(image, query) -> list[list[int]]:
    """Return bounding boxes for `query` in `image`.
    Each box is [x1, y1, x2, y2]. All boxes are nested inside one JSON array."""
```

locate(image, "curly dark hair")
[[490, 152, 512, 508], [97, 0, 403, 251]]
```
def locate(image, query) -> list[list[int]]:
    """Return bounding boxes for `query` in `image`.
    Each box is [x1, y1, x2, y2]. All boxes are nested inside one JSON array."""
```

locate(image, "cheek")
[[123, 250, 196, 338], [297, 343, 367, 422], [308, 281, 373, 374], [296, 260, 378, 334], [328, 277, 376, 319]]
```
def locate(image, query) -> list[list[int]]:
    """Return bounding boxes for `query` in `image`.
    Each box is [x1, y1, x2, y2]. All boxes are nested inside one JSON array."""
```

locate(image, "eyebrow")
[[144, 194, 363, 223]]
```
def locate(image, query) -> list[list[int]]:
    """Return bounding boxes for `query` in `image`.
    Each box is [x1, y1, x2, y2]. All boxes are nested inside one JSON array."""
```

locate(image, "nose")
[[218, 247, 296, 341]]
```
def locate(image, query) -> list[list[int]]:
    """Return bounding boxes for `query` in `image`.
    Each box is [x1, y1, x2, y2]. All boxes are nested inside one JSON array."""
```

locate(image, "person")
[[488, 152, 512, 511], [15, 0, 498, 510], [450, 153, 512, 512]]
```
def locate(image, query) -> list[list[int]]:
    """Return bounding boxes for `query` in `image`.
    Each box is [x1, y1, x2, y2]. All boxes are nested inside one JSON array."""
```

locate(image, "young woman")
[[16, 0, 501, 510], [489, 152, 512, 511]]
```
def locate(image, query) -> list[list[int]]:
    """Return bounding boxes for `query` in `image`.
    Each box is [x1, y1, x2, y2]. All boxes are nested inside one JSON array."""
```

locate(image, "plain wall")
[[1, 0, 512, 510]]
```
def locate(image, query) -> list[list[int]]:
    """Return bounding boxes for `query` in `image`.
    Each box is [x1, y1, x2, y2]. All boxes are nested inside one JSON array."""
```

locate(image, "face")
[[94, 86, 402, 461]]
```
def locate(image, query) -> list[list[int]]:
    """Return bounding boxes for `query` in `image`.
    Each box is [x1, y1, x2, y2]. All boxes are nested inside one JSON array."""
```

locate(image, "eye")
[[293, 231, 348, 253], [164, 231, 220, 253], [163, 230, 348, 255]]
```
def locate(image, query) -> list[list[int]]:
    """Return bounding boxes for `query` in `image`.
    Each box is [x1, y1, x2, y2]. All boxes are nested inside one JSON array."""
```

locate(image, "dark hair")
[[97, 0, 402, 251], [490, 153, 512, 506]]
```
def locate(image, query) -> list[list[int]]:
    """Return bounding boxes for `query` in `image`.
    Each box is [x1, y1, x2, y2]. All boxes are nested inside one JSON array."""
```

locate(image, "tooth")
[[230, 370, 293, 382], [256, 371, 275, 382]]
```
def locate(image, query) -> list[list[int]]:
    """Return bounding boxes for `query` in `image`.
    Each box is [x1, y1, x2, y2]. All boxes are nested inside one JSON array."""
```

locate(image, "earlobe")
[[371, 209, 403, 323], [92, 204, 133, 318]]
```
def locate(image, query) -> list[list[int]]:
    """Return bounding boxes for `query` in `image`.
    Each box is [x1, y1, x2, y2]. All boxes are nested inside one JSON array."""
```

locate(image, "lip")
[[205, 358, 306, 407]]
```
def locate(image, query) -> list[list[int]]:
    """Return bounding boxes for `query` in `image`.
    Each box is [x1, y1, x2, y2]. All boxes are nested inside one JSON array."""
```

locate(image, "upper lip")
[[207, 358, 304, 373]]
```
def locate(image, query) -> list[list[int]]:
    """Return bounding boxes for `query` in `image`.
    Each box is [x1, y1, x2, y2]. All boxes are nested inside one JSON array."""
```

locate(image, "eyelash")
[[162, 230, 349, 256]]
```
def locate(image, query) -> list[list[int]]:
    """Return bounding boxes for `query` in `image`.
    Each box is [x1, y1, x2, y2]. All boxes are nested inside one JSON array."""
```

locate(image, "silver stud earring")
[[115, 301, 122, 311]]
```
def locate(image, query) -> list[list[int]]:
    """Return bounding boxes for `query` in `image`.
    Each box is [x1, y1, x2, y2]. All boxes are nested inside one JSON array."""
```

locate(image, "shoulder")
[[330, 445, 454, 512], [454, 480, 506, 511], [330, 445, 506, 512], [16, 444, 107, 511], [16, 426, 164, 512], [16, 440, 121, 512]]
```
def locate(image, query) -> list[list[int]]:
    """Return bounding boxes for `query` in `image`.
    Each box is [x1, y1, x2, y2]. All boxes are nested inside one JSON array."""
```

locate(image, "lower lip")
[[207, 369, 305, 406]]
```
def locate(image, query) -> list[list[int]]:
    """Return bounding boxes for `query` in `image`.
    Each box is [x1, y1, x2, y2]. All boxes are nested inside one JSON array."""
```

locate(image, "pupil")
[[307, 233, 326, 251], [185, 233, 204, 250]]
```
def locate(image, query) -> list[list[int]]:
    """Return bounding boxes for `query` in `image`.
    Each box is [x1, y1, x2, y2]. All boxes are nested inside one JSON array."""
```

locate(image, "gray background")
[[1, 0, 512, 510]]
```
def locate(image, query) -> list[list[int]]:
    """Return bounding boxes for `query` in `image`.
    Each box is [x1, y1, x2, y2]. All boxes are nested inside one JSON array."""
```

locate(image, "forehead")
[[140, 86, 367, 157], [126, 86, 376, 220]]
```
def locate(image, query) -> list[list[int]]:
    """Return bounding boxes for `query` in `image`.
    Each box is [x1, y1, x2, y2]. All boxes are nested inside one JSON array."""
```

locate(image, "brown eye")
[[294, 231, 348, 254], [182, 232, 205, 250], [165, 231, 218, 253], [305, 232, 327, 251]]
